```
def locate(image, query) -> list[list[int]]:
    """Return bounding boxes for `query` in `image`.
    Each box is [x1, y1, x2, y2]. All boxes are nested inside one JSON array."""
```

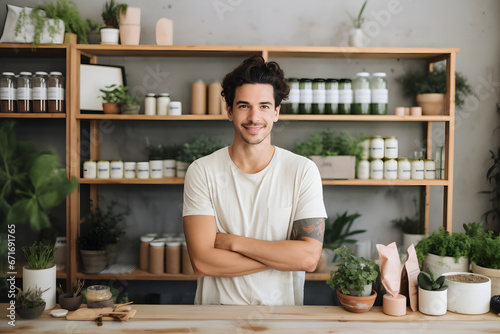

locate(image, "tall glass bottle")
[[16, 72, 32, 113], [48, 71, 65, 113], [0, 72, 16, 113], [312, 78, 326, 114], [284, 78, 299, 114], [352, 72, 370, 114], [33, 71, 48, 113], [299, 79, 312, 114], [338, 79, 352, 114], [370, 72, 388, 115], [325, 79, 339, 114]]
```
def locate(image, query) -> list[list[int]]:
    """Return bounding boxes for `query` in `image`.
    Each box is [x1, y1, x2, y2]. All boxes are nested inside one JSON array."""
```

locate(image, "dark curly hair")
[[221, 55, 290, 109]]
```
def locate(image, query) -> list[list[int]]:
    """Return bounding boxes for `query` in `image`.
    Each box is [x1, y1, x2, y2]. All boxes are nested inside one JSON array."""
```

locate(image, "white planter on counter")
[[418, 287, 447, 316], [445, 272, 491, 315]]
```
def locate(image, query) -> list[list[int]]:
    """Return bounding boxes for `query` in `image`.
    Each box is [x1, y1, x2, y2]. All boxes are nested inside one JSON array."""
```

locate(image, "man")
[[183, 55, 327, 305]]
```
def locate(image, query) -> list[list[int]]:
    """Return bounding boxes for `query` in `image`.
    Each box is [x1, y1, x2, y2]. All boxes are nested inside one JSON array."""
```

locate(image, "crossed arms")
[[183, 215, 325, 277]]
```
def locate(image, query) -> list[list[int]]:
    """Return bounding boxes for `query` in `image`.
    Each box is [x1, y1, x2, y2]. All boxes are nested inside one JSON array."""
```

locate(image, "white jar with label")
[[397, 158, 411, 179], [144, 93, 156, 115], [370, 159, 384, 180], [384, 159, 398, 180], [360, 139, 370, 160], [357, 159, 370, 179], [124, 162, 136, 178], [424, 159, 436, 179], [149, 160, 163, 178], [411, 159, 424, 180], [97, 160, 110, 179], [136, 162, 150, 179], [110, 160, 124, 179], [384, 136, 398, 159], [83, 160, 97, 178], [156, 93, 170, 115], [163, 159, 176, 177], [370, 136, 384, 159], [168, 101, 182, 115]]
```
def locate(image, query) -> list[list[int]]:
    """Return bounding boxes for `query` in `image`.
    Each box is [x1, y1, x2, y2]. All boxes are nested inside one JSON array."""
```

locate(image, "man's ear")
[[226, 103, 233, 121]]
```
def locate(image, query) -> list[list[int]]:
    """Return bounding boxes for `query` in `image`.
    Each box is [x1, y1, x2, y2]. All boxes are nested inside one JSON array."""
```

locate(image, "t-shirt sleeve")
[[182, 161, 215, 217], [294, 160, 328, 221]]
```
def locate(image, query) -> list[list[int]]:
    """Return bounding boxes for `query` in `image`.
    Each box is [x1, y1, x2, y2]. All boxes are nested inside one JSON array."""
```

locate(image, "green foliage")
[[162, 144, 181, 160], [415, 226, 472, 265], [396, 64, 472, 108], [22, 241, 55, 270], [78, 201, 127, 251], [99, 85, 141, 105], [466, 221, 500, 269], [85, 18, 103, 32], [0, 121, 78, 231], [326, 245, 379, 296], [417, 271, 448, 291], [391, 198, 424, 234], [323, 211, 366, 260], [177, 136, 225, 163], [480, 149, 500, 233], [294, 130, 365, 162], [15, 287, 47, 309], [347, 0, 367, 29], [101, 0, 127, 28]]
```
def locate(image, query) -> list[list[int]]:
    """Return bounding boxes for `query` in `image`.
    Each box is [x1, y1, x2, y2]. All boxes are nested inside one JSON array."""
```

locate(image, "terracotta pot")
[[336, 288, 377, 313], [416, 93, 445, 115], [16, 303, 46, 319], [59, 293, 82, 311], [119, 7, 141, 45], [102, 102, 119, 114], [471, 262, 500, 297]]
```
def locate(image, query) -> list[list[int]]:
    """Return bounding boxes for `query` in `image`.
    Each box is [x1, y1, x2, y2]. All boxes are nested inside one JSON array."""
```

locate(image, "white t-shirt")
[[182, 146, 327, 305]]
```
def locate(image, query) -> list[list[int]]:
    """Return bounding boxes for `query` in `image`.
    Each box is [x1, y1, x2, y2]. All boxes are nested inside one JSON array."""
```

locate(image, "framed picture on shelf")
[[80, 64, 126, 113]]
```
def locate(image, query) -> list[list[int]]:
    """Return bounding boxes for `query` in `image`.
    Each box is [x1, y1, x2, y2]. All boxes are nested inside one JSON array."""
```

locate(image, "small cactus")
[[417, 271, 448, 291]]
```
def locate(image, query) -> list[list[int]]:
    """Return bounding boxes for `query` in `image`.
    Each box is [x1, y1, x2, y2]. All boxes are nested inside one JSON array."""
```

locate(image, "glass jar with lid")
[[283, 78, 300, 114], [144, 93, 157, 115], [384, 136, 398, 159], [352, 72, 371, 114], [0, 72, 16, 113], [370, 158, 384, 179], [86, 285, 112, 303], [397, 158, 411, 179], [157, 93, 170, 115], [33, 71, 48, 113], [424, 159, 436, 179], [338, 79, 352, 114], [312, 78, 326, 114], [325, 79, 339, 114], [357, 159, 370, 179], [299, 78, 312, 114], [48, 71, 65, 113], [384, 159, 398, 180], [411, 159, 425, 180], [370, 72, 388, 115], [17, 71, 32, 113], [370, 136, 384, 159]]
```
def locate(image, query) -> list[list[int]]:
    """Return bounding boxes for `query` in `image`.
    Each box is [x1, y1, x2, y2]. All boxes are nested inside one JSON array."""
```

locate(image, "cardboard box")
[[310, 155, 356, 180]]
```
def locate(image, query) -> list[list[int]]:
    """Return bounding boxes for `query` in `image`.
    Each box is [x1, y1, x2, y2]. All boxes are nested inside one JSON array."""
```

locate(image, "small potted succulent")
[[15, 286, 48, 319], [417, 270, 448, 316], [100, 0, 126, 45]]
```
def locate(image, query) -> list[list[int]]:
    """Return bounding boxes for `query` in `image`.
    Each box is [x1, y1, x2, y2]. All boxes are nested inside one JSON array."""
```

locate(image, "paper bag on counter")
[[376, 242, 407, 316], [400, 244, 420, 312]]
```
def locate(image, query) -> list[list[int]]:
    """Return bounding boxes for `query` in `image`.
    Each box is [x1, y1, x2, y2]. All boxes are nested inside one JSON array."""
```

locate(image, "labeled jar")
[[17, 71, 32, 113], [370, 72, 388, 115], [0, 72, 16, 113], [168, 101, 182, 115], [32, 71, 48, 113], [312, 78, 326, 114], [83, 160, 97, 178], [299, 79, 313, 114], [352, 72, 371, 115], [165, 240, 181, 274], [139, 235, 155, 271], [370, 159, 384, 179], [411, 159, 424, 180], [156, 93, 170, 115], [149, 239, 165, 274], [110, 160, 124, 179], [384, 136, 398, 159], [97, 160, 110, 178], [360, 138, 370, 160], [357, 159, 370, 179], [424, 159, 436, 179], [163, 159, 176, 177], [136, 162, 150, 178], [144, 93, 157, 115], [397, 158, 411, 179], [86, 285, 112, 303], [384, 159, 398, 180], [370, 136, 384, 159], [325, 79, 339, 114], [149, 160, 163, 179], [285, 78, 300, 114], [124, 162, 136, 178], [338, 79, 352, 114], [182, 240, 195, 275], [48, 71, 65, 113]]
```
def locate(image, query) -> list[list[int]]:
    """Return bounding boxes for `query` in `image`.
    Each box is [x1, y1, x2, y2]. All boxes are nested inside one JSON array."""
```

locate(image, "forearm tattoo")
[[291, 218, 325, 243]]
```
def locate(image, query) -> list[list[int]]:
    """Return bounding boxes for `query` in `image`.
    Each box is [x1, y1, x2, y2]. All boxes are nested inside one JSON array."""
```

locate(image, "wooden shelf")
[[0, 113, 66, 119], [9, 262, 67, 279], [0, 43, 69, 57], [77, 114, 228, 120], [79, 177, 185, 185]]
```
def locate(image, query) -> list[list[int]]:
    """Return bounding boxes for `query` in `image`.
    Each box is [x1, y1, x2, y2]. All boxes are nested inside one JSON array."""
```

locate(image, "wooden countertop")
[[1, 304, 498, 333]]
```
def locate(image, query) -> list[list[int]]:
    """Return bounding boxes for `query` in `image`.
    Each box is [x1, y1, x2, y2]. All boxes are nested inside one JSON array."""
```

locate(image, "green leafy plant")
[[78, 201, 127, 251], [347, 0, 368, 29], [177, 136, 225, 163], [326, 245, 379, 296], [294, 130, 365, 162], [417, 271, 448, 291], [99, 85, 140, 105], [145, 137, 164, 160], [465, 221, 500, 269], [15, 287, 48, 309], [162, 144, 181, 160], [323, 211, 366, 259], [391, 198, 425, 235], [415, 226, 472, 265], [85, 18, 103, 32], [396, 64, 472, 108], [480, 149, 500, 233], [101, 0, 127, 28], [22, 241, 55, 270], [0, 121, 78, 231]]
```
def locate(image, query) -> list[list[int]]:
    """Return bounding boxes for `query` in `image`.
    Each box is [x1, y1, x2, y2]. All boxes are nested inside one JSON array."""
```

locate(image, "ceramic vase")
[[418, 287, 447, 316], [348, 28, 365, 47], [156, 18, 173, 45], [23, 264, 56, 310], [119, 7, 141, 45]]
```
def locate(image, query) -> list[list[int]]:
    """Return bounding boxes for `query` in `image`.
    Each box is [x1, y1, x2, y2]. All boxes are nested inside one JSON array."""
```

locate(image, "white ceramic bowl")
[[444, 272, 491, 314]]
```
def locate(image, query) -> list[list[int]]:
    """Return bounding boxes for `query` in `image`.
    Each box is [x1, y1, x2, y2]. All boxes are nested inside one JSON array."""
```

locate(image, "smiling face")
[[227, 83, 280, 146]]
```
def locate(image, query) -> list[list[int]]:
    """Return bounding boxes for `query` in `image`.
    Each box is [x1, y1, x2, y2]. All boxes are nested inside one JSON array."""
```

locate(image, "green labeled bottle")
[[338, 79, 352, 114], [352, 72, 371, 115], [283, 78, 300, 114], [325, 79, 339, 114], [299, 79, 312, 114], [370, 72, 388, 115], [312, 78, 326, 114]]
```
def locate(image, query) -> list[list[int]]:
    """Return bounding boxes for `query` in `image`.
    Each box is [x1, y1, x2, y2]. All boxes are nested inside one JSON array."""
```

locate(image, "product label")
[[326, 89, 339, 104], [354, 89, 371, 103], [313, 90, 326, 103], [16, 87, 31, 100], [371, 89, 388, 103], [48, 87, 64, 100], [300, 89, 313, 103], [339, 89, 353, 103], [288, 88, 300, 103], [32, 87, 47, 100], [0, 87, 15, 100]]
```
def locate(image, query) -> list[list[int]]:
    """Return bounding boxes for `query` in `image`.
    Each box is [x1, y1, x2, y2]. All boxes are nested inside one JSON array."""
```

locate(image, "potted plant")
[[392, 198, 425, 251], [176, 135, 225, 178], [417, 271, 448, 316], [101, 0, 126, 45], [162, 144, 180, 178], [294, 130, 364, 180], [480, 148, 500, 234], [415, 226, 471, 277], [117, 86, 142, 114], [326, 245, 379, 313], [444, 272, 491, 315], [397, 64, 472, 115], [59, 279, 84, 311], [22, 241, 56, 310], [347, 0, 367, 47], [85, 18, 102, 44], [78, 200, 127, 273], [99, 84, 141, 114], [15, 286, 48, 319]]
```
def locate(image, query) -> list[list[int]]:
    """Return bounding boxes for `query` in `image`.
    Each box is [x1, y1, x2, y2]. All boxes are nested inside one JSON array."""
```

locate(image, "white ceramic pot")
[[423, 253, 469, 278], [402, 233, 424, 252], [418, 286, 447, 316], [23, 264, 56, 310], [471, 262, 500, 297], [445, 272, 491, 314], [176, 161, 190, 178], [149, 160, 163, 178], [163, 159, 176, 177], [100, 28, 119, 45], [348, 28, 366, 48]]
